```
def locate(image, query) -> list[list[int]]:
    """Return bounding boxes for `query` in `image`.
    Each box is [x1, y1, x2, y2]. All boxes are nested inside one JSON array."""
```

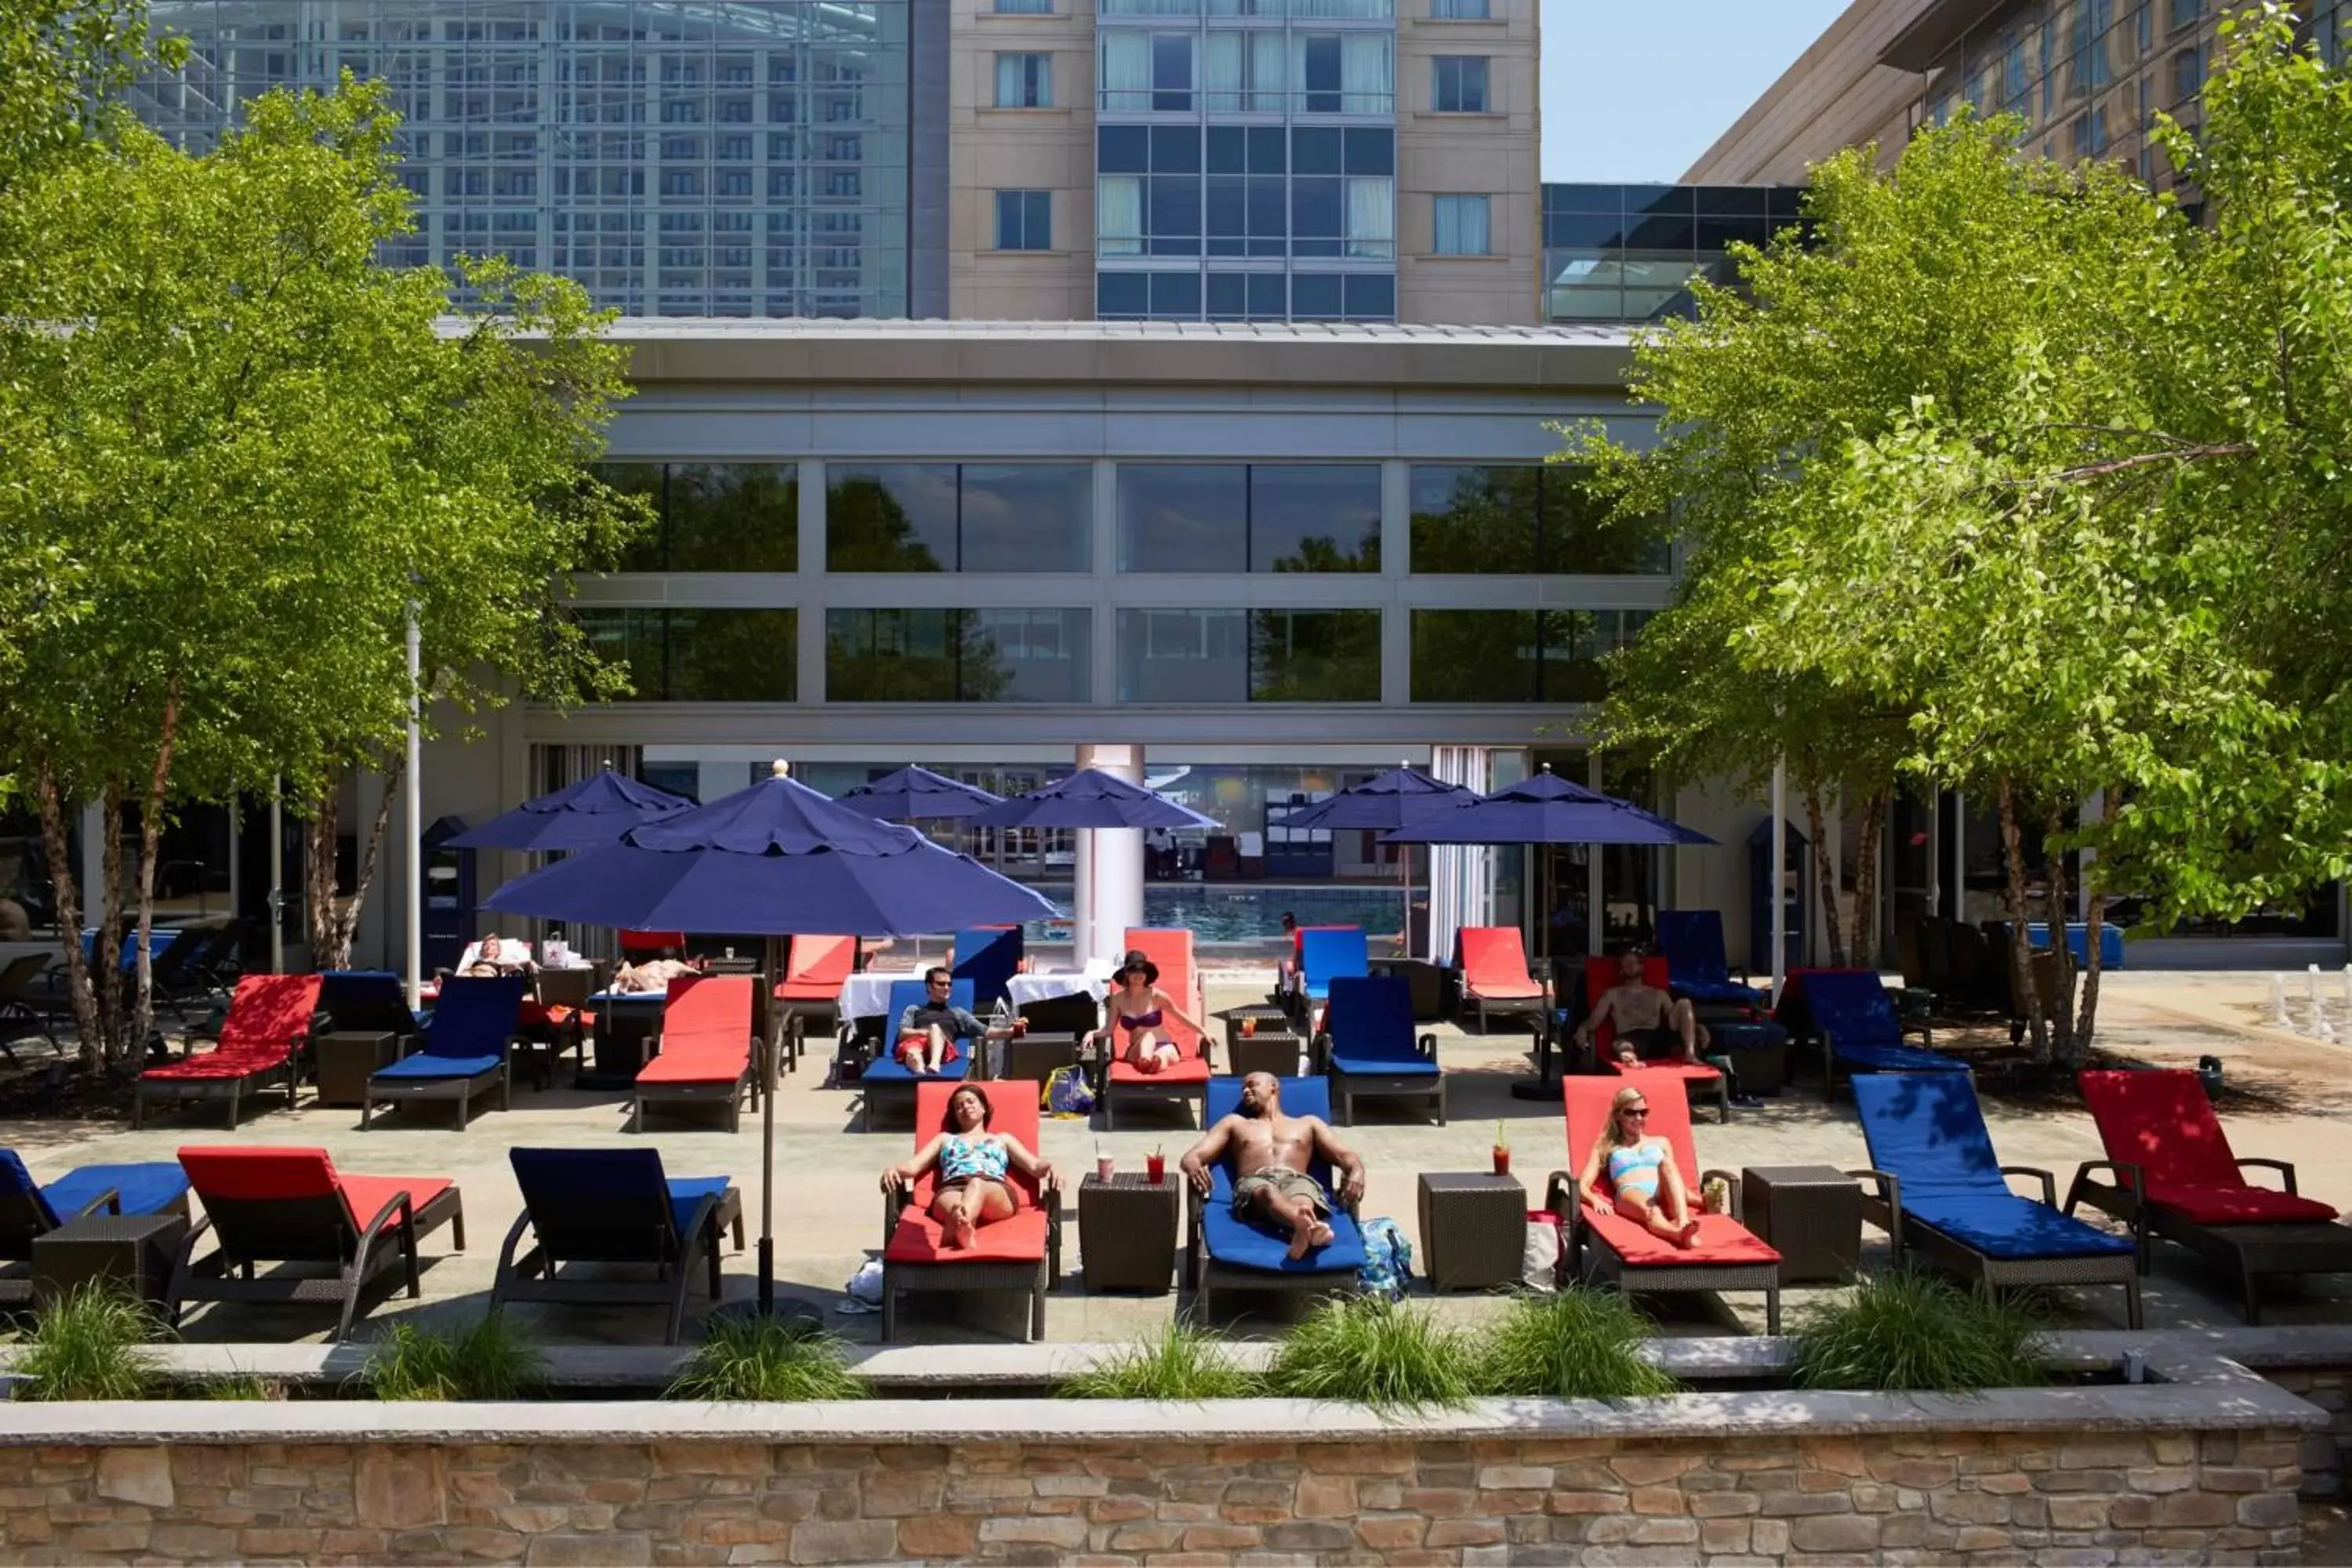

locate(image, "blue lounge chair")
[[860, 977, 977, 1131], [317, 970, 422, 1039], [361, 974, 526, 1130], [952, 926, 1023, 1012], [1186, 1076, 1366, 1319], [493, 1148, 744, 1345], [1654, 911, 1770, 1009], [1851, 1072, 2140, 1327], [1, 1149, 190, 1304], [1293, 927, 1369, 1026], [1797, 970, 1969, 1091], [1316, 975, 1443, 1126]]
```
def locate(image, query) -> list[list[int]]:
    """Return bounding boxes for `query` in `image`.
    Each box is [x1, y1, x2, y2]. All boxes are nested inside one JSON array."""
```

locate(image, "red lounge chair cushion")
[[180, 1146, 341, 1201], [1109, 1054, 1212, 1085], [2145, 1181, 2339, 1225], [1460, 927, 1543, 999], [1581, 1204, 1782, 1267], [774, 981, 837, 1002], [216, 975, 322, 1054], [883, 1207, 1050, 1265], [142, 1045, 287, 1081], [637, 1033, 748, 1086], [540, 1005, 594, 1029], [337, 1174, 454, 1225]]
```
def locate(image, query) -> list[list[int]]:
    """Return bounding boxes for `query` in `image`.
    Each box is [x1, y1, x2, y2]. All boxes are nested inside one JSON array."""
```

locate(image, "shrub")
[[1475, 1287, 1682, 1400], [363, 1312, 546, 1401], [667, 1315, 865, 1402], [1265, 1296, 1477, 1411], [184, 1374, 282, 1401], [1058, 1323, 1262, 1400], [12, 1283, 161, 1401], [1791, 1267, 2045, 1393]]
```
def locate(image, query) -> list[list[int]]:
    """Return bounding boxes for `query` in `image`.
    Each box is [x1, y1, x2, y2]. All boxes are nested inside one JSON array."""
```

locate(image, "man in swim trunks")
[[1572, 949, 1708, 1067], [894, 967, 1016, 1073], [1180, 1071, 1367, 1261]]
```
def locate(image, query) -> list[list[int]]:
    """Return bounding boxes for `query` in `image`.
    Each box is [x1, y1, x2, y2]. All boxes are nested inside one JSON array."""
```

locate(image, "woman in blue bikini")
[[880, 1085, 1057, 1250], [1575, 1086, 1700, 1248]]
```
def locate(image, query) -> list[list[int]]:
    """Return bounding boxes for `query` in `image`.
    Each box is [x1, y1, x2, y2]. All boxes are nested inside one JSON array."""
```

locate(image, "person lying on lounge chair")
[[880, 1083, 1057, 1250], [1576, 1084, 1700, 1248], [1573, 949, 1709, 1065], [1181, 1072, 1367, 1261], [611, 955, 701, 994], [1084, 951, 1206, 1075], [894, 967, 1016, 1074]]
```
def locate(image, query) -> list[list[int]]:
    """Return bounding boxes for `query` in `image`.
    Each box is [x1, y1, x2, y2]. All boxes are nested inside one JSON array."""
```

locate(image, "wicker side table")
[[1000, 1031, 1083, 1083], [1078, 1172, 1180, 1293], [32, 1212, 188, 1312], [1219, 1005, 1290, 1054], [314, 1030, 401, 1108], [1417, 1172, 1526, 1293], [1741, 1165, 1860, 1283], [1229, 1031, 1304, 1079]]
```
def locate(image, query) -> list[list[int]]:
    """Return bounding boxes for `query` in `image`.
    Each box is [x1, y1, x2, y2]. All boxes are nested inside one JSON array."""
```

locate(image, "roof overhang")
[[1878, 0, 2021, 72]]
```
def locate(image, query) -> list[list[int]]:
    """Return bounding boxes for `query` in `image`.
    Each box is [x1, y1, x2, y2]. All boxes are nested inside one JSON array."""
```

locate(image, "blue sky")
[[1539, 0, 1854, 182]]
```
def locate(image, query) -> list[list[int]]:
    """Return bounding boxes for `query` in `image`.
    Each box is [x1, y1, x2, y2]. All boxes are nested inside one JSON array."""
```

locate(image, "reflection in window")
[[827, 608, 1088, 702], [829, 463, 1091, 572], [1409, 464, 1667, 574], [1117, 463, 1379, 572], [601, 463, 798, 572], [574, 608, 797, 701], [1408, 609, 1649, 702], [1116, 608, 1377, 700], [1250, 608, 1379, 699], [826, 465, 959, 571], [1118, 466, 1248, 572], [1251, 466, 1380, 571]]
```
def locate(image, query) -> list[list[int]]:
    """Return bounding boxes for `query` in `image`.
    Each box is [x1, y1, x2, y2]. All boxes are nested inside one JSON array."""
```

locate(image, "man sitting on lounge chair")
[[1181, 1072, 1367, 1261], [1574, 950, 1709, 1066], [894, 967, 1016, 1075]]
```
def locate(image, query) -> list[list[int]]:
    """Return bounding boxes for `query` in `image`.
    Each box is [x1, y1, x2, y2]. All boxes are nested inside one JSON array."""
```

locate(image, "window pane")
[[826, 608, 959, 700], [1544, 466, 1671, 574], [1250, 609, 1380, 699], [960, 463, 1094, 572], [1116, 608, 1247, 699], [576, 608, 797, 701], [1410, 610, 1537, 702], [1117, 464, 1247, 571], [968, 608, 1091, 701], [1410, 464, 1539, 572], [665, 463, 799, 571], [600, 462, 670, 571], [826, 464, 958, 571], [1250, 465, 1380, 572]]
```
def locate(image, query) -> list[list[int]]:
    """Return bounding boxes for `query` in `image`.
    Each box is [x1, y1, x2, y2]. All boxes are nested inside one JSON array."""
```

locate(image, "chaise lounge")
[[1186, 1076, 1366, 1321], [631, 973, 757, 1133], [1456, 925, 1548, 1037], [361, 973, 526, 1130], [1588, 955, 1730, 1123], [1102, 927, 1211, 1129], [860, 977, 977, 1131], [493, 1147, 743, 1345], [1, 1149, 191, 1305], [1316, 975, 1444, 1126], [880, 1080, 1058, 1341], [133, 974, 320, 1128], [1794, 970, 1971, 1092]]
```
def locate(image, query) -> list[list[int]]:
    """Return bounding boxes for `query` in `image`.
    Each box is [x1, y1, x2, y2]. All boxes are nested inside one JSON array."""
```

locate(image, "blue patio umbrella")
[[444, 768, 694, 852], [481, 762, 1057, 1317], [970, 769, 1213, 964], [835, 764, 1004, 822], [1279, 765, 1477, 956]]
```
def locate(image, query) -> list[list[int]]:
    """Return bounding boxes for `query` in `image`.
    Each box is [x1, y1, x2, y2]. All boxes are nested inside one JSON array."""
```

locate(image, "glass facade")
[[1116, 463, 1380, 572], [826, 608, 1090, 702], [1409, 463, 1668, 575], [1115, 609, 1379, 702], [1408, 609, 1650, 703], [1541, 183, 1807, 323], [600, 462, 797, 571], [574, 608, 797, 699], [134, 1, 913, 318], [827, 463, 1092, 572], [1094, 1, 1397, 321]]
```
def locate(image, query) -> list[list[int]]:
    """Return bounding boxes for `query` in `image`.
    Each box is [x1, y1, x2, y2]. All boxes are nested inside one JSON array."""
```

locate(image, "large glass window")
[[1432, 54, 1488, 112], [1433, 193, 1490, 256], [827, 463, 1091, 571], [1116, 609, 1379, 700], [827, 608, 1089, 701], [601, 462, 798, 572], [1408, 609, 1648, 702], [1097, 124, 1202, 258], [1409, 464, 1669, 574], [994, 51, 1053, 107], [995, 189, 1051, 250], [575, 608, 797, 701], [1118, 463, 1380, 571]]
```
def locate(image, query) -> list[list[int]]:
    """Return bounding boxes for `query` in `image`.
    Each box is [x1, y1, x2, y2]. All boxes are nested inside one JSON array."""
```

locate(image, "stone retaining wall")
[[0, 1425, 2314, 1564], [2263, 1367, 2352, 1498]]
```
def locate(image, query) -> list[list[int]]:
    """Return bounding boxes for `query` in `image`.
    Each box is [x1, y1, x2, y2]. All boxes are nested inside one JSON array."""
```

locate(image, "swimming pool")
[[1017, 884, 1413, 946]]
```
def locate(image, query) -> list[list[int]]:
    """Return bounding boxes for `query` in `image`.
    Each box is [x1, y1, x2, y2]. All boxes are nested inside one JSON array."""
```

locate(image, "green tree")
[[0, 2, 179, 201]]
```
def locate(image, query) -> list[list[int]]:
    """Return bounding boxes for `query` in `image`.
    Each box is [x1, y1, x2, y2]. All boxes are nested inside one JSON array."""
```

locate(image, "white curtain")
[[1202, 31, 1241, 111], [1098, 174, 1143, 254], [1341, 32, 1392, 114], [995, 53, 1049, 107], [1248, 31, 1286, 111], [1426, 745, 1490, 965], [1345, 176, 1392, 259], [1101, 31, 1149, 111], [1435, 194, 1488, 256]]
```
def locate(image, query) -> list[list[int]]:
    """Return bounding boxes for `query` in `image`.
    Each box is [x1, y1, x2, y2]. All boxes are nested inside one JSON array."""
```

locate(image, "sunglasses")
[[1621, 1107, 1650, 1118]]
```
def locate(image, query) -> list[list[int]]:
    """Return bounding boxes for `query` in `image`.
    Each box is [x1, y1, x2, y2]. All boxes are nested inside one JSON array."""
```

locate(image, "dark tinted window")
[[575, 608, 797, 700], [1408, 464, 1667, 574], [1118, 465, 1247, 571], [1250, 610, 1379, 700], [1112, 609, 1379, 700], [958, 464, 1093, 572], [1098, 271, 1149, 316], [1292, 126, 1341, 174], [1251, 466, 1379, 571], [827, 608, 1089, 701], [1098, 124, 1148, 172], [603, 463, 797, 572], [1409, 610, 1648, 702], [1343, 128, 1392, 176], [825, 465, 956, 571]]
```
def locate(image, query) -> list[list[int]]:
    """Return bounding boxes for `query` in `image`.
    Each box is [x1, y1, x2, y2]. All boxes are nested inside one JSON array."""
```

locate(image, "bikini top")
[[940, 1134, 1009, 1185], [1116, 1008, 1164, 1032], [1606, 1142, 1664, 1188]]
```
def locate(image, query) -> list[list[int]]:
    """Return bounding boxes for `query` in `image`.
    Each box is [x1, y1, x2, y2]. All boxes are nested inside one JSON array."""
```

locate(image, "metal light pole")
[[1769, 757, 1788, 1005], [404, 604, 423, 1009], [267, 775, 285, 973]]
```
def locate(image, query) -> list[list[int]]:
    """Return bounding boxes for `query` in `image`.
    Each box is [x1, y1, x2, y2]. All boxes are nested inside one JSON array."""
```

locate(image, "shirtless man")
[[1181, 1072, 1367, 1261], [1573, 950, 1708, 1065]]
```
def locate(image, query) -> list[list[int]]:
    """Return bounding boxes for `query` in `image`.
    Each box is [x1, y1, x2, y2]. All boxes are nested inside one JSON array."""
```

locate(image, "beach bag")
[[1523, 1210, 1563, 1293], [1042, 1065, 1096, 1119], [1358, 1217, 1414, 1302]]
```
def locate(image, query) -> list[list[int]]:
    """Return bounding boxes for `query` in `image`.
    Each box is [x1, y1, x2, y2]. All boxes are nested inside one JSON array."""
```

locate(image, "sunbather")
[[894, 967, 1015, 1073], [1574, 949, 1709, 1065], [612, 955, 700, 993], [1577, 1084, 1700, 1248], [880, 1083, 1055, 1250], [1181, 1071, 1367, 1261], [1085, 950, 1205, 1075]]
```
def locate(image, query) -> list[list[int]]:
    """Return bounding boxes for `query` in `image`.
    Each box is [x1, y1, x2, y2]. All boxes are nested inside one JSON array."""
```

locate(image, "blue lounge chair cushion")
[[1299, 929, 1369, 1002], [1676, 977, 1769, 1008], [44, 1162, 189, 1221], [1838, 1041, 1966, 1074], [1323, 976, 1438, 1076], [666, 1175, 733, 1240], [419, 975, 528, 1058], [1904, 1193, 2133, 1261], [862, 1053, 971, 1084], [951, 927, 1023, 1011], [1326, 1050, 1439, 1077], [373, 1051, 503, 1081], [1200, 1076, 1363, 1276], [511, 1147, 702, 1251]]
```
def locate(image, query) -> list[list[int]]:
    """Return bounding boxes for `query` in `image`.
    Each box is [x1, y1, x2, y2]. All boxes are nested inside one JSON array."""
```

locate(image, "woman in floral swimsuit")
[[880, 1084, 1057, 1250]]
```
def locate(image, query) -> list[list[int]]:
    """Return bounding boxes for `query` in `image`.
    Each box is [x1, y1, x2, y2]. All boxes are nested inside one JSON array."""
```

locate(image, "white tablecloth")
[[837, 970, 920, 1023]]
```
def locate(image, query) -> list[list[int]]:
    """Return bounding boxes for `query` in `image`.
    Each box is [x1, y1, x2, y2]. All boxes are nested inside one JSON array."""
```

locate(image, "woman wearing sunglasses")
[[1575, 1086, 1700, 1248]]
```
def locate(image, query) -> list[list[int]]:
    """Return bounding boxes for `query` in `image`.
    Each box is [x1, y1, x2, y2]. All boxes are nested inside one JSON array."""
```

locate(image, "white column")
[[1076, 742, 1143, 968], [405, 604, 423, 1008]]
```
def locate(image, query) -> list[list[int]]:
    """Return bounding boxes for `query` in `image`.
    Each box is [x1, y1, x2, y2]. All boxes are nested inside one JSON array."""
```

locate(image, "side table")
[[314, 1030, 401, 1108], [1417, 1172, 1526, 1293], [1078, 1172, 1180, 1294], [32, 1212, 188, 1312], [1218, 1005, 1290, 1054], [1000, 1030, 1083, 1083], [1740, 1165, 1860, 1283], [1229, 1031, 1304, 1079]]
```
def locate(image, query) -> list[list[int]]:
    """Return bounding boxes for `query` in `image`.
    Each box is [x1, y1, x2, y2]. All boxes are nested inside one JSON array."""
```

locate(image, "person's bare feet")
[[1676, 1218, 1701, 1248], [1288, 1219, 1334, 1261], [946, 1212, 975, 1250]]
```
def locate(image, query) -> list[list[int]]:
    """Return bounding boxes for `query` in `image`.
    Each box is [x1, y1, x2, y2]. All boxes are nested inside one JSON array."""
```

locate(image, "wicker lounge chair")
[[1, 1149, 190, 1304], [1795, 970, 1970, 1092], [1185, 1076, 1366, 1321], [361, 974, 526, 1130], [133, 974, 320, 1128], [1314, 975, 1443, 1126], [1548, 1072, 1781, 1331], [1102, 930, 1210, 1129], [951, 925, 1023, 1012], [773, 934, 855, 1069], [632, 973, 757, 1133], [1587, 956, 1730, 1123], [0, 953, 67, 1061], [1289, 928, 1368, 1032], [318, 970, 422, 1040], [860, 978, 977, 1131], [1124, 927, 1206, 1029], [2067, 1069, 2352, 1323], [1457, 925, 1548, 1036], [165, 1145, 465, 1341], [1654, 910, 1770, 1009], [493, 1148, 743, 1345], [880, 1080, 1059, 1341], [1852, 1071, 2140, 1327]]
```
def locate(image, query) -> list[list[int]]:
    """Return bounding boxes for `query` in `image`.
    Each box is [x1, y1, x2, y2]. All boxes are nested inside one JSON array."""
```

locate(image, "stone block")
[[1790, 1513, 1878, 1553], [654, 1445, 768, 1478], [2107, 1494, 2157, 1528], [2236, 1492, 2300, 1529], [1550, 1491, 1632, 1515], [893, 1513, 980, 1560], [1175, 1524, 1261, 1551], [1866, 1457, 1958, 1489], [784, 1520, 898, 1565], [94, 1446, 174, 1510], [1356, 1514, 1427, 1551], [172, 1448, 244, 1492], [2125, 1465, 2196, 1494], [1476, 1488, 1545, 1515], [1629, 1486, 1686, 1515], [1700, 1518, 1751, 1555], [1630, 1517, 1700, 1546], [1294, 1475, 1355, 1517], [1299, 1443, 1414, 1475], [1358, 1480, 1403, 1510], [1751, 1519, 1790, 1555], [1754, 1489, 1850, 1516], [1426, 1518, 1506, 1548], [858, 1472, 942, 1518], [1610, 1453, 1701, 1486], [981, 1516, 1091, 1549], [1402, 1487, 1472, 1517], [1107, 1524, 1183, 1551], [356, 1448, 447, 1532], [1478, 1465, 1552, 1490], [1264, 1522, 1353, 1552], [2047, 1496, 2111, 1531], [527, 1534, 651, 1566], [2157, 1491, 2233, 1528], [2201, 1468, 2271, 1494], [1087, 1497, 1152, 1523]]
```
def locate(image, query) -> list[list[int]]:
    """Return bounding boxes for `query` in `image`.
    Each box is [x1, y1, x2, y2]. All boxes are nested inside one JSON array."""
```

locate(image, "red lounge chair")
[[133, 974, 321, 1128], [2068, 1069, 2352, 1322], [1547, 1071, 1781, 1331], [1585, 956, 1729, 1123], [1457, 926, 1548, 1036], [1124, 927, 1204, 1029], [167, 1145, 465, 1341], [772, 935, 856, 1069], [632, 974, 757, 1133], [880, 1080, 1060, 1341], [1103, 927, 1211, 1129]]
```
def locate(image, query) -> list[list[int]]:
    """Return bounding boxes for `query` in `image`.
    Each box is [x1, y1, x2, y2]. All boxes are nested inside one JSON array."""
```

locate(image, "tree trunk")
[[305, 772, 342, 969], [2042, 800, 2082, 1067], [2073, 789, 2116, 1055], [1995, 775, 2050, 1062], [129, 684, 181, 1062], [34, 757, 102, 1069], [1803, 780, 1848, 968], [305, 753, 404, 973], [1849, 787, 1889, 970], [93, 775, 128, 1068]]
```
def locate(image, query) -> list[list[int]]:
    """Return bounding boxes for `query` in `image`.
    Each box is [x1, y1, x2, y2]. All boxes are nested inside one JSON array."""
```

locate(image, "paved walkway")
[[5, 967, 2351, 1347]]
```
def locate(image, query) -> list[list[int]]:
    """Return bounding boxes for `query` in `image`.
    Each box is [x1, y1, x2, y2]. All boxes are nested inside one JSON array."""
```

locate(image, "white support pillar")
[[404, 604, 423, 1009], [1075, 743, 1143, 968]]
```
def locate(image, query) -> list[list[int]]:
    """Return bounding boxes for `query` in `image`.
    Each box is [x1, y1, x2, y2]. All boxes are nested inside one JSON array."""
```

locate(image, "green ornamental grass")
[[1791, 1267, 2046, 1393], [1475, 1287, 1682, 1401], [666, 1315, 866, 1403], [362, 1312, 546, 1401], [1265, 1296, 1477, 1412], [13, 1283, 161, 1402], [1058, 1322, 1262, 1400]]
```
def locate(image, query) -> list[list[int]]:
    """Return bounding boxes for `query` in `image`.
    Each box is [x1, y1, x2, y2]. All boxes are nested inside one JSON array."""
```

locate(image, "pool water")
[[1018, 884, 1414, 946]]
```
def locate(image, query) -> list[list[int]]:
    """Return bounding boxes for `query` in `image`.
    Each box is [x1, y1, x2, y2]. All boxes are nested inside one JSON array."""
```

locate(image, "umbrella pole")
[[1509, 836, 1561, 1103], [760, 935, 782, 1317]]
